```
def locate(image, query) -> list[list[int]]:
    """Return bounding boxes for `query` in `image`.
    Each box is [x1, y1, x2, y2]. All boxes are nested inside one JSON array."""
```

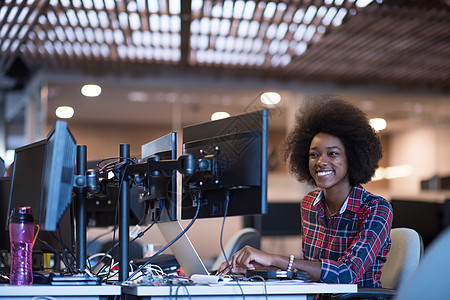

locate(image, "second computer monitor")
[[140, 132, 177, 223], [181, 110, 268, 219]]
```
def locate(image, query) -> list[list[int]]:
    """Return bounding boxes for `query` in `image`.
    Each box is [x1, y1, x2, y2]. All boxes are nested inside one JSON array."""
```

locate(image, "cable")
[[175, 283, 193, 300], [96, 156, 137, 175], [91, 162, 129, 278], [246, 275, 268, 300], [90, 201, 160, 278], [219, 189, 245, 300], [35, 237, 75, 274], [126, 202, 202, 282], [87, 226, 117, 249], [55, 224, 76, 272], [129, 199, 162, 244]]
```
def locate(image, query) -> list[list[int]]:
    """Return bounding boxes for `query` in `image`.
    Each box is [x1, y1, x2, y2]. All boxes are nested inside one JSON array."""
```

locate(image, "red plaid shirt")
[[301, 184, 393, 287]]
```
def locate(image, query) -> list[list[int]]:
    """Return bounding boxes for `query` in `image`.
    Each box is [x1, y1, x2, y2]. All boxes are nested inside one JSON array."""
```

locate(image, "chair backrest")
[[381, 227, 423, 290], [211, 227, 261, 271], [395, 226, 450, 300]]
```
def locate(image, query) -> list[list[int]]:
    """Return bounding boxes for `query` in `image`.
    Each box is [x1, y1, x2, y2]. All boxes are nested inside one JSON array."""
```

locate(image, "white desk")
[[122, 281, 358, 300], [0, 284, 122, 300]]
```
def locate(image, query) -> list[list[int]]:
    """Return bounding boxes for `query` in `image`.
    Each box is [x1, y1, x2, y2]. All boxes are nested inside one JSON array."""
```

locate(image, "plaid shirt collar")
[[313, 185, 364, 214]]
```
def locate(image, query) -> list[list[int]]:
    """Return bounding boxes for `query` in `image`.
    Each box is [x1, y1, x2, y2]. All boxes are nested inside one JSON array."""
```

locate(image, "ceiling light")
[[55, 106, 74, 119], [81, 84, 102, 97], [211, 112, 230, 121], [260, 92, 281, 105], [370, 118, 387, 131], [128, 91, 148, 102]]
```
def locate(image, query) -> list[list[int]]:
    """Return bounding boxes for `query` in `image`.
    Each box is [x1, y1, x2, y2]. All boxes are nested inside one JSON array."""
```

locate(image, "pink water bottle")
[[9, 206, 35, 285]]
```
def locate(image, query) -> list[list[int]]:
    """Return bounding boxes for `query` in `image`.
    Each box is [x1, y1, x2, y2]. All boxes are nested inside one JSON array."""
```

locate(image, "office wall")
[[388, 124, 450, 201]]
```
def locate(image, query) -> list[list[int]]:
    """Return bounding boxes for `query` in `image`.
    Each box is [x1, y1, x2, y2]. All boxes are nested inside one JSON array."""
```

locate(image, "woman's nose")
[[318, 155, 328, 166]]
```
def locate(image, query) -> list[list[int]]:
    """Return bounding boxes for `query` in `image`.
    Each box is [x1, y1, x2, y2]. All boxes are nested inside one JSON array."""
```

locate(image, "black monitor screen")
[[262, 202, 301, 236], [7, 140, 47, 229], [6, 135, 73, 253], [181, 110, 268, 219], [139, 132, 177, 223]]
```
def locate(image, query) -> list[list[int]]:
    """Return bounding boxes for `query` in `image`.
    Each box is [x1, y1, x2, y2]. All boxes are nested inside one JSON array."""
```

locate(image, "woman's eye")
[[309, 152, 318, 158], [329, 151, 339, 156]]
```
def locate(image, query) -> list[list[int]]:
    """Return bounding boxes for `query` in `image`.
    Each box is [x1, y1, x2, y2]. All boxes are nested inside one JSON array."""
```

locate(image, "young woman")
[[219, 94, 393, 289]]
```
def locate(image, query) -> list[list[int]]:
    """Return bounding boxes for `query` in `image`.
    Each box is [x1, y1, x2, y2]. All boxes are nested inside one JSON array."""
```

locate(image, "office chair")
[[211, 227, 261, 272], [395, 226, 450, 300], [332, 227, 423, 300]]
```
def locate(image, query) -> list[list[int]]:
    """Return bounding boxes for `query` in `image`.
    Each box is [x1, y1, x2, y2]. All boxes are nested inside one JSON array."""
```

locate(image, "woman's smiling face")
[[309, 132, 350, 191]]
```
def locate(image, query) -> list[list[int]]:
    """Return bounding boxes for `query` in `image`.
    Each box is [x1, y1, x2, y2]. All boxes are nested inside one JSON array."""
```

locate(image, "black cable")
[[96, 156, 137, 174], [35, 237, 75, 274], [87, 226, 117, 249], [126, 202, 202, 282], [219, 189, 245, 300], [56, 225, 76, 272], [91, 162, 129, 278], [129, 202, 161, 244]]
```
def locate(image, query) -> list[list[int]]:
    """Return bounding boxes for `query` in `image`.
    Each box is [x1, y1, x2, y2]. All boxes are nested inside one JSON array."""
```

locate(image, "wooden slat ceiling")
[[0, 0, 449, 91]]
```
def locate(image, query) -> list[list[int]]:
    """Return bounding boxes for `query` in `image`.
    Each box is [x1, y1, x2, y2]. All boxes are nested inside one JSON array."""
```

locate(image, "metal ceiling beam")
[[180, 0, 192, 70]]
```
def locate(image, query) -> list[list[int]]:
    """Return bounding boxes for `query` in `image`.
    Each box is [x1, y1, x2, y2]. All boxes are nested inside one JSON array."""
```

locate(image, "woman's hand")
[[215, 246, 274, 275], [231, 246, 274, 272]]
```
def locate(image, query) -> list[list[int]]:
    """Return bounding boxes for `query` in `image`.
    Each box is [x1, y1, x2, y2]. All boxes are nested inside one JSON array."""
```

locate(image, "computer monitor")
[[181, 110, 268, 219], [7, 121, 77, 232], [7, 139, 47, 230], [0, 177, 12, 251], [39, 121, 77, 231], [5, 131, 74, 253], [139, 132, 177, 223], [244, 202, 302, 237]]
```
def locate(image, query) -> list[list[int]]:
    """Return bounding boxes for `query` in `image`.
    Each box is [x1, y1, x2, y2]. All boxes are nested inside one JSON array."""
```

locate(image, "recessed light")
[[211, 111, 230, 121], [260, 92, 281, 105], [81, 84, 102, 97], [370, 118, 387, 131], [55, 106, 74, 119]]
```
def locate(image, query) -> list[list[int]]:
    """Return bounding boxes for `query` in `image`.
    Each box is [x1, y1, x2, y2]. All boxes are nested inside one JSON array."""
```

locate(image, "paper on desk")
[[190, 274, 232, 285]]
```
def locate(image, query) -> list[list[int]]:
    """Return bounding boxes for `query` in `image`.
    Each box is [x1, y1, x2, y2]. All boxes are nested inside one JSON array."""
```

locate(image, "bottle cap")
[[9, 206, 34, 223]]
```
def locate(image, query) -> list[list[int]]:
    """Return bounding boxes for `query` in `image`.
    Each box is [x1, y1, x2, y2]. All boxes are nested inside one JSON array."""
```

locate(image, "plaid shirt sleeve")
[[302, 185, 393, 287]]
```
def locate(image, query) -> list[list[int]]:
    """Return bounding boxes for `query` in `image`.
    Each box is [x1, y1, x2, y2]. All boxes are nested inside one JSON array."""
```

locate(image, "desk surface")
[[0, 282, 358, 300], [0, 284, 121, 296], [123, 281, 358, 298]]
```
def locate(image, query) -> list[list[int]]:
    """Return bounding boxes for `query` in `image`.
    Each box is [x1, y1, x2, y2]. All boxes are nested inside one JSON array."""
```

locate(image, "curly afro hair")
[[280, 94, 382, 187]]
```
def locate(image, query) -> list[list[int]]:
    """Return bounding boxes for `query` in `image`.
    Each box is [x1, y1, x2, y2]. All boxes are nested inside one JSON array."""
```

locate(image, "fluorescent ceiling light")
[[81, 84, 102, 97]]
